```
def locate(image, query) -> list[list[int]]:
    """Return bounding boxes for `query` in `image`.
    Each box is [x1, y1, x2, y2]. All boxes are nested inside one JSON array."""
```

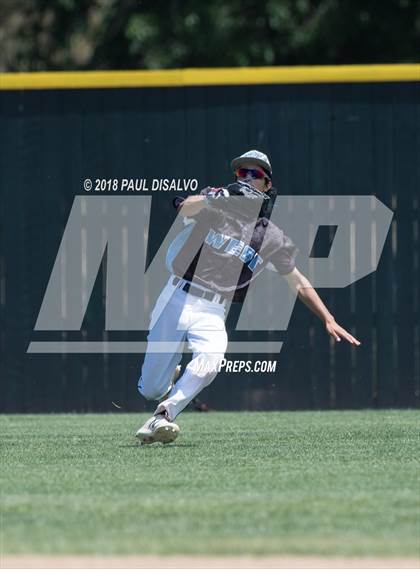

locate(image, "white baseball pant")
[[138, 277, 228, 420]]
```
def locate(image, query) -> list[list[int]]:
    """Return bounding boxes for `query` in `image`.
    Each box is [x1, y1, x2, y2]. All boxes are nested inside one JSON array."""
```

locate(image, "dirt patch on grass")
[[2, 556, 418, 569]]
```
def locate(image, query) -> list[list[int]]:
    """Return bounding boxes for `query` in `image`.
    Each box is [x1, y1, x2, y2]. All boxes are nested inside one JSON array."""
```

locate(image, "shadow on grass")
[[120, 443, 196, 449]]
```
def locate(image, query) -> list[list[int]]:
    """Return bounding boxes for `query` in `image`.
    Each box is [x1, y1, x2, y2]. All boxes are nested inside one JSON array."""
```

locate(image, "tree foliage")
[[0, 0, 419, 71]]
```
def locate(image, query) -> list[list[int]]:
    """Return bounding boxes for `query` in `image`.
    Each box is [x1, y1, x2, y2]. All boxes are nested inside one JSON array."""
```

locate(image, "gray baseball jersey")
[[167, 186, 298, 302]]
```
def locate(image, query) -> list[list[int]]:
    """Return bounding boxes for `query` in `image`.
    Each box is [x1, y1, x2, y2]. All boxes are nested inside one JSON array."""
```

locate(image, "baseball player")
[[135, 150, 361, 444]]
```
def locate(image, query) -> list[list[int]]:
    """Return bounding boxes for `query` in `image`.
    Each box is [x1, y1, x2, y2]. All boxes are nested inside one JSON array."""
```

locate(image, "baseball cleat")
[[135, 413, 180, 445]]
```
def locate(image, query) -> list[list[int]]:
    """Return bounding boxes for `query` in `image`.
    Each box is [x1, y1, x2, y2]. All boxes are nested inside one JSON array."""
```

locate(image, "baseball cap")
[[231, 150, 272, 178]]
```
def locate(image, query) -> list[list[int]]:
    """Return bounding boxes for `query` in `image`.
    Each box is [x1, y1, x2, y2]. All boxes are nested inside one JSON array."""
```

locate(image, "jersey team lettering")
[[205, 228, 264, 272], [84, 178, 198, 192]]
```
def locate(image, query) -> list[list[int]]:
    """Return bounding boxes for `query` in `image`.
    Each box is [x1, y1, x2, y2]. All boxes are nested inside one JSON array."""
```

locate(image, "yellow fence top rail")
[[0, 64, 419, 90]]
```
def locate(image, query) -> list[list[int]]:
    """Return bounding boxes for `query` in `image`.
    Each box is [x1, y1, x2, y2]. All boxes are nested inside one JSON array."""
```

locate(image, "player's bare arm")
[[283, 268, 361, 346], [177, 195, 206, 216]]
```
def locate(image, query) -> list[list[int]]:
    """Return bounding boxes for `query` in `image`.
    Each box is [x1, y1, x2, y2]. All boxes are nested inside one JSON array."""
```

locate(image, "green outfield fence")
[[0, 65, 419, 412]]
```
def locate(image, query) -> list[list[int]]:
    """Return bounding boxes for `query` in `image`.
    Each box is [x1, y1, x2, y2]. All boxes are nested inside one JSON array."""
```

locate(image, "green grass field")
[[1, 411, 419, 556]]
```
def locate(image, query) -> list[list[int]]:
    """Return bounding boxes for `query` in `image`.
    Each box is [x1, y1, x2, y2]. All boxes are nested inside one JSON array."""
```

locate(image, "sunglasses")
[[236, 167, 268, 180]]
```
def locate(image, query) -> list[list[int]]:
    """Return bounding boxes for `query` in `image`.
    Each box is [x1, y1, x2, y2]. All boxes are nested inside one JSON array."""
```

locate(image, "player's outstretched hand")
[[325, 320, 361, 346]]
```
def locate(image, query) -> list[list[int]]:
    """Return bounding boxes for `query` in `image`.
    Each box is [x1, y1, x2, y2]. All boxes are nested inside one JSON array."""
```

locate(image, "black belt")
[[173, 277, 225, 304]]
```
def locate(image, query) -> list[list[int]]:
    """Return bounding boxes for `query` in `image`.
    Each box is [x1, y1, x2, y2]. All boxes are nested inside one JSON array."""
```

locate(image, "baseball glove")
[[205, 181, 270, 219], [225, 180, 269, 201]]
